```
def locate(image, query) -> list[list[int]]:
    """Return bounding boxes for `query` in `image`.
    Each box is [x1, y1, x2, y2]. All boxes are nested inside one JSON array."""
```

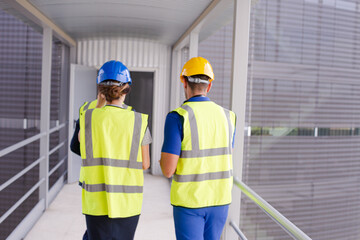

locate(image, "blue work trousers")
[[173, 205, 229, 240]]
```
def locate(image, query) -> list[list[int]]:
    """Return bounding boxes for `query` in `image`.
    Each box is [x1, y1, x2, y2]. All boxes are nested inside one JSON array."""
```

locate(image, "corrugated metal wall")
[[76, 37, 171, 175], [77, 38, 170, 69]]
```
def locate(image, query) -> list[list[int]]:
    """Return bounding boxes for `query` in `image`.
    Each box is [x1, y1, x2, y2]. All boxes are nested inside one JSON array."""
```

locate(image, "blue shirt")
[[161, 96, 235, 155]]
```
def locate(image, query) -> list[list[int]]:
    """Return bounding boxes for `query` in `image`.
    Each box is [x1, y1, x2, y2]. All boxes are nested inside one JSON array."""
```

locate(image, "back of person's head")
[[97, 60, 132, 102], [98, 81, 130, 102], [184, 74, 210, 93]]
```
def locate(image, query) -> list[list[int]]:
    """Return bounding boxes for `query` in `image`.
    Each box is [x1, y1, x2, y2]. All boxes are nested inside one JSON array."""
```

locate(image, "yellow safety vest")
[[78, 100, 133, 184], [170, 101, 236, 208], [79, 106, 148, 218]]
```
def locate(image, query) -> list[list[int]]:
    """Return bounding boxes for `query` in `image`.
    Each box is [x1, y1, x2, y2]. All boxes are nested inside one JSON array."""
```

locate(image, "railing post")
[[39, 26, 52, 209], [189, 31, 199, 59], [226, 0, 251, 239], [170, 49, 182, 110]]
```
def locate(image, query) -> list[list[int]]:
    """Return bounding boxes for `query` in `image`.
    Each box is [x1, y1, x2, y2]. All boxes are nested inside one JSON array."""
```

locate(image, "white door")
[[67, 64, 97, 183]]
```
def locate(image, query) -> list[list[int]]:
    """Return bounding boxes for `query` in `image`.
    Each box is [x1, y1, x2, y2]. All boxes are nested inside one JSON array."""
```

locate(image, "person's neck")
[[187, 92, 206, 100], [107, 99, 123, 107]]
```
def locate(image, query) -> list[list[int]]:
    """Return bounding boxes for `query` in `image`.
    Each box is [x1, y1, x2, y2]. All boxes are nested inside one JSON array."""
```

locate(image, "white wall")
[[76, 37, 171, 175]]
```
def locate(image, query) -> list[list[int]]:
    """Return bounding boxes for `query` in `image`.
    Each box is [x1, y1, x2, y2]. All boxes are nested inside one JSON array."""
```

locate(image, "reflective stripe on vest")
[[83, 102, 90, 112], [79, 102, 89, 117], [173, 169, 233, 182], [123, 103, 131, 110], [82, 182, 143, 193], [173, 104, 233, 182], [82, 109, 143, 170]]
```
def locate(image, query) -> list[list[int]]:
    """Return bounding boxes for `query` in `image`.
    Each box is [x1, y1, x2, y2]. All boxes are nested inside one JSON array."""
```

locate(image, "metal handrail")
[[49, 141, 65, 156], [0, 122, 66, 159], [0, 124, 67, 192], [233, 177, 312, 240], [0, 178, 45, 224], [49, 156, 67, 176], [0, 156, 45, 192], [229, 221, 248, 240], [0, 122, 68, 224], [0, 132, 45, 158], [49, 122, 66, 134]]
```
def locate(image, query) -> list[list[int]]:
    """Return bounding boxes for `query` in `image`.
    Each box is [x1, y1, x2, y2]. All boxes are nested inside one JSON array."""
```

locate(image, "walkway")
[[25, 173, 176, 240]]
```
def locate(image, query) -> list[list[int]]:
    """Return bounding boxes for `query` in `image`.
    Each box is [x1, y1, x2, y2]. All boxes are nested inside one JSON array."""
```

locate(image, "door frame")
[[128, 67, 161, 175], [67, 64, 97, 183], [68, 65, 165, 176]]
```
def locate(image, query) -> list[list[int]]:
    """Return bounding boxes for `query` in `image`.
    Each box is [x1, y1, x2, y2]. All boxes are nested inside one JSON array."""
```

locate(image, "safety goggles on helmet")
[[186, 76, 210, 84], [98, 81, 125, 86]]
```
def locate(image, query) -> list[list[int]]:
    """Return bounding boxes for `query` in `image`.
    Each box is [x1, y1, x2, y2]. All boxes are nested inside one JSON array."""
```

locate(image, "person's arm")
[[141, 145, 150, 170], [70, 120, 81, 156], [141, 127, 152, 170], [159, 112, 183, 178], [96, 92, 106, 108], [160, 153, 179, 178]]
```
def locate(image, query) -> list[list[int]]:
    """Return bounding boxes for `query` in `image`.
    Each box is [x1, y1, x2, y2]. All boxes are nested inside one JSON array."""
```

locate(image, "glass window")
[[242, 0, 360, 239], [48, 38, 69, 190], [199, 21, 233, 109], [0, 8, 42, 151], [0, 8, 42, 239]]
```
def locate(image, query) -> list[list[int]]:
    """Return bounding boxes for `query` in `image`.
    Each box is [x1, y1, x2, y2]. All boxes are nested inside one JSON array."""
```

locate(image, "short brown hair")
[[97, 81, 131, 102]]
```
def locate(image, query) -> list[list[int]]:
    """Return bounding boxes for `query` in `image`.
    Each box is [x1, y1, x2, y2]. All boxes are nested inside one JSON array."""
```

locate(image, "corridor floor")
[[25, 173, 176, 240]]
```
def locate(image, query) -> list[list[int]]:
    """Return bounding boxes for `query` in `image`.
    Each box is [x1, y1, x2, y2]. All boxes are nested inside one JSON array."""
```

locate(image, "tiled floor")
[[25, 173, 176, 240]]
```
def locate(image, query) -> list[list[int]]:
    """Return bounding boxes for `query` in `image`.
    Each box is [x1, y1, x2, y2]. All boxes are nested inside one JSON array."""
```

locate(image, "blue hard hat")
[[97, 60, 132, 85]]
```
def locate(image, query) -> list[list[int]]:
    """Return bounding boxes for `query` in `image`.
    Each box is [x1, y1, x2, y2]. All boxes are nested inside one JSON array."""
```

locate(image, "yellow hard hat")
[[180, 57, 214, 82]]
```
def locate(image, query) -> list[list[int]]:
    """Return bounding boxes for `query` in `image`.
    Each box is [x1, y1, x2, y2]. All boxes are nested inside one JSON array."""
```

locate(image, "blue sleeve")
[[232, 115, 237, 148], [70, 119, 81, 156], [232, 126, 236, 148], [161, 112, 183, 155]]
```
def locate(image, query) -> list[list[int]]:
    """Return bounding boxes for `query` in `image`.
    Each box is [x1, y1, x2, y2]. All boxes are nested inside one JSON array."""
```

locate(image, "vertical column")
[[170, 49, 182, 109], [70, 45, 77, 64], [39, 26, 52, 208], [189, 31, 199, 59], [68, 45, 77, 183], [59, 44, 69, 179], [225, 0, 251, 239]]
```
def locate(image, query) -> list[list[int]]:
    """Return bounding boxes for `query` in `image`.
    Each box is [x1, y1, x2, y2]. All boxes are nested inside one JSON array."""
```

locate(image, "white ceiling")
[[28, 0, 213, 45]]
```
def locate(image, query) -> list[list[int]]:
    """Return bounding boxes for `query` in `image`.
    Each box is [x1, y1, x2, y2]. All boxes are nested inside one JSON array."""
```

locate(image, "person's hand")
[[96, 93, 106, 108]]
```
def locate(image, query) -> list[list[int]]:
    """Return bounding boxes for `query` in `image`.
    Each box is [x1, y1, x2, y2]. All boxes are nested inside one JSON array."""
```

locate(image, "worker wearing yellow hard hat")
[[160, 57, 236, 240], [180, 57, 215, 82]]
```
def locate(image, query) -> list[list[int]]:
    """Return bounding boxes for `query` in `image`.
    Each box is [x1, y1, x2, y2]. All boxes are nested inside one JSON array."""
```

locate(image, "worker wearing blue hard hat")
[[79, 61, 133, 119], [160, 57, 236, 240], [71, 60, 151, 240], [71, 61, 133, 156]]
